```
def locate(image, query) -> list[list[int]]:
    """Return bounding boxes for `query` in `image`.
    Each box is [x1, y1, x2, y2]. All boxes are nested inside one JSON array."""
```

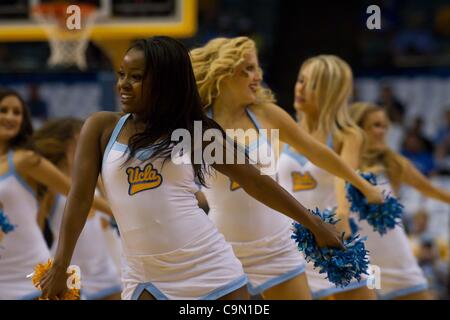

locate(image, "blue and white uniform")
[[202, 107, 307, 296], [49, 194, 122, 300], [101, 114, 246, 300], [278, 143, 369, 299], [357, 172, 428, 300], [99, 212, 123, 276], [0, 151, 50, 300]]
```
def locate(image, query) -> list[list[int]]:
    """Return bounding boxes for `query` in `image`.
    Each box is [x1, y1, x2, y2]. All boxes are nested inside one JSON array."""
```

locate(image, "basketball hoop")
[[31, 3, 99, 70]]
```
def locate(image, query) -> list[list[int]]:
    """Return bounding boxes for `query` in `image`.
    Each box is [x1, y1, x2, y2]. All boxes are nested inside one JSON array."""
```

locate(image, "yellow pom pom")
[[31, 259, 81, 300]]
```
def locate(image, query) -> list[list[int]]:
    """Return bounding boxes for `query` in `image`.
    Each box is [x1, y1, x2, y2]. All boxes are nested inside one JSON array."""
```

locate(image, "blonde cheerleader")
[[348, 102, 450, 299], [277, 55, 376, 299], [191, 38, 382, 299]]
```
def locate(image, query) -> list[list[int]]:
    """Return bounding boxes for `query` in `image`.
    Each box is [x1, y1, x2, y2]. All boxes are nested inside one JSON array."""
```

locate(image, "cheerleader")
[[190, 38, 382, 299], [277, 55, 376, 299], [34, 118, 122, 300], [349, 102, 450, 299], [38, 36, 345, 300], [0, 89, 111, 299]]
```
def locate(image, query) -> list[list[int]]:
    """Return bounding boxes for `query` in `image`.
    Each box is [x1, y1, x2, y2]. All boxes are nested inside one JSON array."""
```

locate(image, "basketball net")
[[31, 3, 99, 70]]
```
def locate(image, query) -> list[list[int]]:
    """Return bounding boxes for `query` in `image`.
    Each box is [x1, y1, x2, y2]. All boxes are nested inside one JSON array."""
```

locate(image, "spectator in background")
[[408, 209, 429, 237], [393, 9, 437, 57], [378, 85, 406, 124], [27, 84, 48, 129], [410, 117, 434, 152], [401, 128, 436, 177], [377, 84, 405, 151], [407, 209, 447, 299], [434, 109, 450, 173], [415, 235, 448, 300]]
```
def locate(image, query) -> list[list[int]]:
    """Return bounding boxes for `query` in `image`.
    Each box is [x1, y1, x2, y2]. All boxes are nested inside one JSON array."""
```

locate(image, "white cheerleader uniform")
[[278, 143, 369, 299], [357, 172, 428, 299], [101, 114, 246, 300], [202, 108, 307, 296], [98, 212, 123, 276], [0, 151, 50, 299], [48, 194, 122, 300]]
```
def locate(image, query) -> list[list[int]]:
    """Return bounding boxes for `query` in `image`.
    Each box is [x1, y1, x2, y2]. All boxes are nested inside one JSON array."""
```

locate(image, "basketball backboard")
[[0, 0, 197, 41]]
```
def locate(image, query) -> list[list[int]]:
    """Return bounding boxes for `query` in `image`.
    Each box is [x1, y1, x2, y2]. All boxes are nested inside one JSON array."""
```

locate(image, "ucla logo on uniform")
[[229, 180, 241, 191], [126, 163, 163, 195], [291, 171, 317, 192]]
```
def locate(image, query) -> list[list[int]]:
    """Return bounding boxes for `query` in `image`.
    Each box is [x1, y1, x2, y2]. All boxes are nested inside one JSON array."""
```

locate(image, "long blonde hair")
[[299, 55, 358, 142], [190, 36, 275, 109], [349, 102, 405, 191]]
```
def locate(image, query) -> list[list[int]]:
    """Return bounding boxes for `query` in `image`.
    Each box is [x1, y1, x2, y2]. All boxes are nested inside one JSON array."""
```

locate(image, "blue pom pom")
[[0, 209, 15, 234], [291, 208, 369, 288], [346, 172, 404, 235]]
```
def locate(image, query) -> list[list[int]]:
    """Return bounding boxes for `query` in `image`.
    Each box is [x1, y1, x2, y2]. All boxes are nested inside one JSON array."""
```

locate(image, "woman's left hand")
[[334, 217, 352, 240], [363, 184, 383, 204]]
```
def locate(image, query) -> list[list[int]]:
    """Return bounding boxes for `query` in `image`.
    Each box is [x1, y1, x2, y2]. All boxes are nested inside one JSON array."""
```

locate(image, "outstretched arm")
[[263, 103, 382, 204], [212, 140, 343, 249], [334, 130, 363, 238], [16, 151, 112, 216], [37, 113, 112, 298], [401, 156, 450, 205]]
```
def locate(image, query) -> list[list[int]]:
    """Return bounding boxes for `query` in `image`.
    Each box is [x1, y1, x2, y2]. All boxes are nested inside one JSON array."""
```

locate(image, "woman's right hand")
[[309, 216, 345, 250], [36, 262, 70, 299], [0, 230, 4, 243]]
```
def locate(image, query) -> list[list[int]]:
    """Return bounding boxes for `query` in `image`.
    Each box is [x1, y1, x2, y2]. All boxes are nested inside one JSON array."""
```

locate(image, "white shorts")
[[101, 223, 123, 276], [0, 281, 42, 300], [358, 220, 428, 299], [78, 259, 122, 300], [306, 261, 370, 299], [121, 229, 247, 300], [230, 225, 307, 296], [0, 252, 49, 300], [51, 213, 123, 300]]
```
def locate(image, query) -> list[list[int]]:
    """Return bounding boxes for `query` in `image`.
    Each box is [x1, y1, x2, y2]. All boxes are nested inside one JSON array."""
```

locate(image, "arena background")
[[1, 0, 449, 299]]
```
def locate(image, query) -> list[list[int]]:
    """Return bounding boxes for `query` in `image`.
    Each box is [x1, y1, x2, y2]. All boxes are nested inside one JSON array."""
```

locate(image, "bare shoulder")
[[333, 127, 363, 155], [249, 103, 291, 128], [252, 102, 284, 117], [83, 111, 124, 152], [341, 126, 364, 144], [85, 111, 123, 130]]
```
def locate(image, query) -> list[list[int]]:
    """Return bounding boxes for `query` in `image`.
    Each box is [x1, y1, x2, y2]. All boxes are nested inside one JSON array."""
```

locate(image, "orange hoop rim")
[[32, 3, 98, 34], [32, 3, 97, 21]]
